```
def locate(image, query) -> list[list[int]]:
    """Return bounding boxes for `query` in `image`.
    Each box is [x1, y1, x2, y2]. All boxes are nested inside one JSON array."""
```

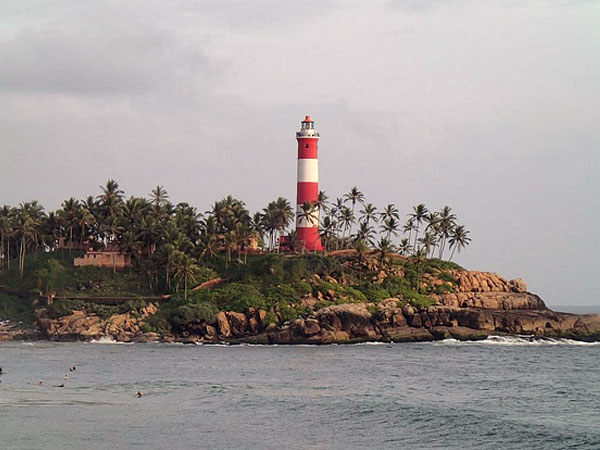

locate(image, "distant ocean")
[[1, 339, 599, 450], [548, 304, 600, 314]]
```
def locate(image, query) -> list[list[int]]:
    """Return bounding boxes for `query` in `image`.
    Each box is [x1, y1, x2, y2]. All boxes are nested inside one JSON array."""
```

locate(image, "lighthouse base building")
[[296, 116, 323, 251]]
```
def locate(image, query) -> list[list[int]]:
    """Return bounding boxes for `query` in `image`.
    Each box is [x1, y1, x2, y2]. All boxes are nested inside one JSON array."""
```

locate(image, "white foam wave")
[[435, 335, 600, 346], [88, 337, 134, 345]]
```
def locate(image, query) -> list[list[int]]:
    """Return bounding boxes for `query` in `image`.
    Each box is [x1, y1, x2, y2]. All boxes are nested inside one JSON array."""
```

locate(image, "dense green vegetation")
[[0, 292, 33, 326], [0, 182, 469, 332]]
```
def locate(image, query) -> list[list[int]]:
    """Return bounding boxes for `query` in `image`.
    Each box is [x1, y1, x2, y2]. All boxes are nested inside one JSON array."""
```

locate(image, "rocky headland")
[[29, 270, 600, 344]]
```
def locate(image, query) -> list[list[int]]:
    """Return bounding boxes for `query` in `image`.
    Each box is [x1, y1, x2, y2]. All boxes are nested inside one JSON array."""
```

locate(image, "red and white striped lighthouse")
[[296, 115, 323, 251]]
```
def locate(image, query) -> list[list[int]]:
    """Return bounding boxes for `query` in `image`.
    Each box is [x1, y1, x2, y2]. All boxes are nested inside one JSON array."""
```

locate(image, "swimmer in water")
[[69, 366, 76, 372], [135, 391, 143, 398], [54, 374, 68, 388], [0, 367, 4, 375]]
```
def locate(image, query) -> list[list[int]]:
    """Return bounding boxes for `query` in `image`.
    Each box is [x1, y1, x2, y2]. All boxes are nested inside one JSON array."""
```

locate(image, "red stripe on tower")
[[296, 115, 323, 251]]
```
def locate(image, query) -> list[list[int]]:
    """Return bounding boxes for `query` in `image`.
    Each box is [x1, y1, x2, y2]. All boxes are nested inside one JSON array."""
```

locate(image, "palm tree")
[[319, 216, 337, 252], [359, 203, 378, 227], [14, 202, 44, 278], [375, 237, 396, 265], [437, 206, 457, 259], [344, 187, 364, 234], [78, 200, 96, 248], [409, 204, 429, 249], [285, 229, 301, 253], [297, 201, 318, 226], [418, 231, 437, 258], [172, 252, 200, 300], [198, 234, 219, 261], [413, 247, 427, 293], [315, 191, 329, 216], [149, 185, 169, 209], [423, 212, 440, 256], [263, 197, 294, 251], [380, 204, 399, 223], [339, 207, 355, 248], [380, 217, 400, 242], [354, 221, 375, 246], [58, 198, 81, 251], [402, 218, 415, 246], [0, 206, 13, 271], [448, 225, 471, 261], [398, 238, 412, 256]]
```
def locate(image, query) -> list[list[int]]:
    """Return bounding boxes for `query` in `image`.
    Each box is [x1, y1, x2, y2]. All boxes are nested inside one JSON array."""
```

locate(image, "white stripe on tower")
[[297, 159, 319, 183]]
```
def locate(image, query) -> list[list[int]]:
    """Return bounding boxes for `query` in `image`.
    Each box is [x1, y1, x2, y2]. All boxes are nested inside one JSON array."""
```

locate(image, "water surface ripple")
[[0, 339, 598, 450]]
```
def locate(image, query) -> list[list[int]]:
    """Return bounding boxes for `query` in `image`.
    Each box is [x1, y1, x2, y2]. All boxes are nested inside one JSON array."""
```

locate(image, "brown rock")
[[302, 319, 321, 336], [226, 312, 248, 336], [205, 325, 217, 338], [510, 278, 527, 293], [215, 312, 231, 337]]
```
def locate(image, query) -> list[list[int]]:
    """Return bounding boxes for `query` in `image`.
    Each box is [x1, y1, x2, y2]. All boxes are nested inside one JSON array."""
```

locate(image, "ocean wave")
[[88, 337, 134, 345], [435, 335, 600, 346]]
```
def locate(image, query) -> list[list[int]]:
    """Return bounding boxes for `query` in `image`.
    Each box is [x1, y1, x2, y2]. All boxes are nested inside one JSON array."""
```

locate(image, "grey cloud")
[[0, 16, 215, 96]]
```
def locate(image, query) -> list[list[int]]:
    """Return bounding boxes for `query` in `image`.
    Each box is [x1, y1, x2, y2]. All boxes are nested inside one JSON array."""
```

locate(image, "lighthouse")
[[296, 115, 323, 251]]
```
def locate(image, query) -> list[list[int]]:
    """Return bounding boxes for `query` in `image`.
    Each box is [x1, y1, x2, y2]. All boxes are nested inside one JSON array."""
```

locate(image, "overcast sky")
[[1, 0, 598, 307]]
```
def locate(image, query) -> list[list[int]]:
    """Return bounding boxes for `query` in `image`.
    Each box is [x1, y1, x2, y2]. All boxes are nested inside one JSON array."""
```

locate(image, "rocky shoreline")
[[4, 270, 598, 344]]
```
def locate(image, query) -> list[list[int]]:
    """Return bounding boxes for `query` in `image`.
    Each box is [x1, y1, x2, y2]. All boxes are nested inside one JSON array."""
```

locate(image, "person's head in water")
[[135, 391, 143, 398]]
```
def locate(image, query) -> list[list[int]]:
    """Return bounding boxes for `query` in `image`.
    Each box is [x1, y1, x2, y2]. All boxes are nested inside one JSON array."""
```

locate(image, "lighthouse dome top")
[[296, 115, 320, 138]]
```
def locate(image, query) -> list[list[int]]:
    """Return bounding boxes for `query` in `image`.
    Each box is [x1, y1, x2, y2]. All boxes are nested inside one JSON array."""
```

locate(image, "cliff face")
[[31, 271, 600, 343]]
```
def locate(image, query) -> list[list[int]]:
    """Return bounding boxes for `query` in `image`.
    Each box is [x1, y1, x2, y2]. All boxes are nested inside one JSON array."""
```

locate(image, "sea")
[[1, 337, 599, 450]]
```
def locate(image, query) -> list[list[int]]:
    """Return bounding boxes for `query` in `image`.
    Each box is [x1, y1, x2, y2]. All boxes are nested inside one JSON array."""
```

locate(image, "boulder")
[[226, 312, 248, 336], [510, 278, 527, 293], [133, 332, 160, 343], [317, 303, 375, 338], [215, 312, 231, 337], [302, 319, 321, 336]]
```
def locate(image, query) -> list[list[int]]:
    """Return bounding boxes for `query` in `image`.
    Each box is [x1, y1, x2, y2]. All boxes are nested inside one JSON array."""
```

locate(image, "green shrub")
[[279, 304, 308, 323], [210, 283, 266, 312], [265, 284, 300, 308], [148, 314, 170, 334], [342, 286, 367, 303], [0, 292, 33, 326], [435, 284, 455, 294], [358, 286, 391, 303], [264, 311, 278, 325], [314, 281, 344, 297], [367, 304, 384, 320], [439, 272, 456, 283], [399, 289, 436, 309], [383, 275, 413, 297], [157, 301, 218, 334], [294, 280, 312, 296], [139, 322, 153, 333]]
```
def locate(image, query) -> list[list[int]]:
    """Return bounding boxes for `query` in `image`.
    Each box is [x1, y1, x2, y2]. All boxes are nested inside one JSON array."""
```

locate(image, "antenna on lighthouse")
[[295, 115, 323, 251]]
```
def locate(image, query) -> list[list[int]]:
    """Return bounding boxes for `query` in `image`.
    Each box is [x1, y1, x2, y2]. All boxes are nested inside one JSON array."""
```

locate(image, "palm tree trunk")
[[449, 246, 456, 261], [19, 237, 26, 278], [413, 225, 419, 249], [184, 274, 188, 300]]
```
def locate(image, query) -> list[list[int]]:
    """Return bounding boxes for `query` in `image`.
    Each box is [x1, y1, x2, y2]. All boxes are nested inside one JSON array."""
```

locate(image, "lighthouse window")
[[305, 144, 309, 148]]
